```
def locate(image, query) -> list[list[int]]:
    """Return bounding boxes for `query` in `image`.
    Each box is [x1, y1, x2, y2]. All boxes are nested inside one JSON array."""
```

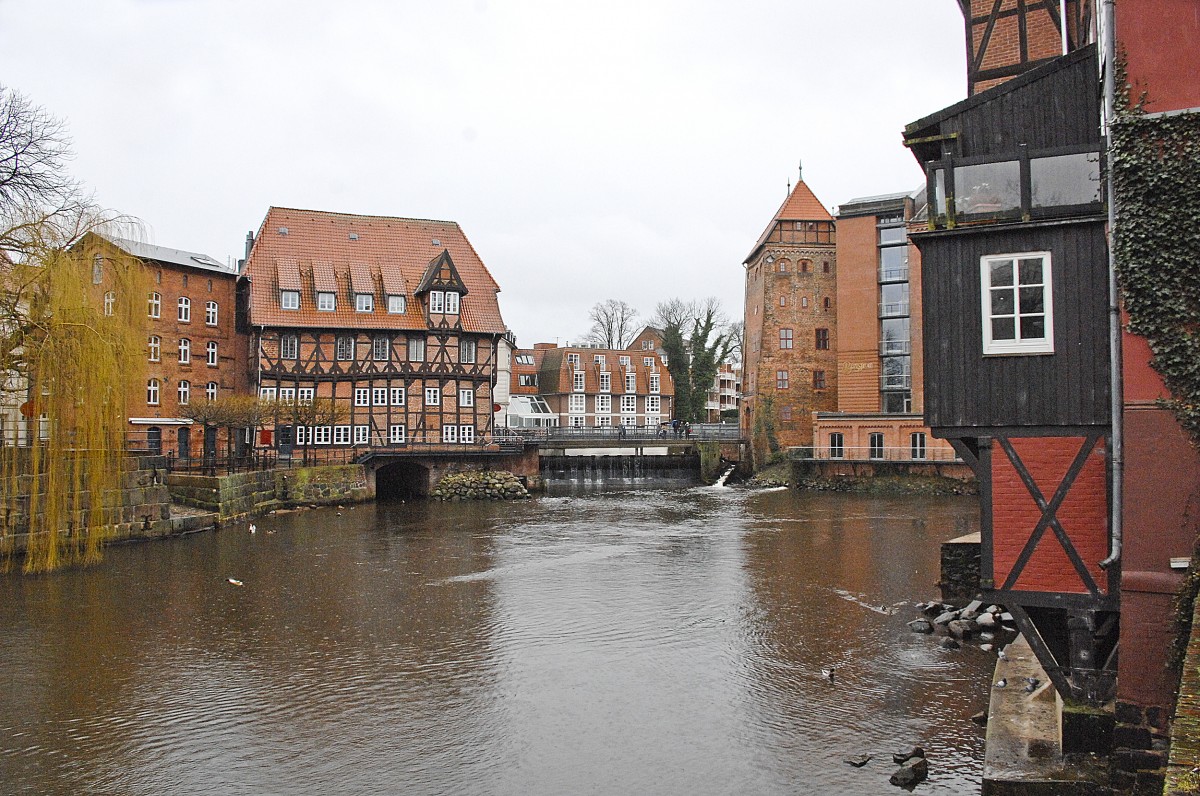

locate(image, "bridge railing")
[[514, 423, 741, 445]]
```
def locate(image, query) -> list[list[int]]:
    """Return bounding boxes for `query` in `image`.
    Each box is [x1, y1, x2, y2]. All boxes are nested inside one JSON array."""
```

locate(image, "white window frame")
[[281, 334, 298, 360], [599, 373, 611, 393], [313, 426, 332, 445], [317, 291, 336, 311], [354, 388, 369, 407], [425, 387, 441, 406], [460, 424, 474, 443], [148, 292, 161, 318], [569, 394, 586, 413], [445, 292, 460, 314], [390, 387, 406, 406], [280, 290, 300, 310], [298, 387, 314, 405], [596, 415, 612, 427], [645, 395, 660, 414], [621, 395, 637, 414], [389, 424, 406, 444], [595, 394, 611, 414], [573, 371, 585, 392], [177, 296, 191, 322], [205, 301, 218, 326], [649, 374, 660, 394], [178, 380, 190, 406], [387, 294, 406, 314], [353, 425, 369, 444], [103, 291, 115, 316], [206, 382, 218, 401], [459, 338, 476, 364], [178, 338, 191, 364], [569, 415, 585, 428], [625, 374, 636, 393], [373, 335, 390, 361], [147, 379, 160, 405], [829, 432, 845, 459], [356, 293, 374, 313], [259, 386, 277, 401], [622, 415, 637, 427], [409, 336, 425, 362], [429, 290, 445, 313], [206, 341, 218, 366], [336, 336, 354, 361], [980, 251, 1054, 355], [459, 388, 474, 407], [442, 424, 458, 443], [333, 425, 351, 445], [148, 335, 161, 362], [295, 426, 308, 446], [278, 387, 295, 404], [619, 356, 630, 366], [373, 387, 387, 406]]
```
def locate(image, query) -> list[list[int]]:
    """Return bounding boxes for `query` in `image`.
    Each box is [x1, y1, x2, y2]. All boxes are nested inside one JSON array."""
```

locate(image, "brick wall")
[[991, 436, 1109, 593]]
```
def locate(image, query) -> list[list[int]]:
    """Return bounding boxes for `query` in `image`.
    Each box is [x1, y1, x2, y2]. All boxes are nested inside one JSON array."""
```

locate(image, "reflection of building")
[[242, 207, 508, 452], [811, 192, 957, 463], [85, 234, 248, 459], [508, 343, 673, 429], [741, 177, 837, 463]]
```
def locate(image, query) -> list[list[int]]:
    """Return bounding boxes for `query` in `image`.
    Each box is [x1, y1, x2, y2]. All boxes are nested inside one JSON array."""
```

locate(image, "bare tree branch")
[[583, 299, 640, 349]]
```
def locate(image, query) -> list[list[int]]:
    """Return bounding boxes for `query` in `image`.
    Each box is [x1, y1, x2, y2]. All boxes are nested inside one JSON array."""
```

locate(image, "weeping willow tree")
[[1, 83, 145, 572], [1, 233, 147, 572]]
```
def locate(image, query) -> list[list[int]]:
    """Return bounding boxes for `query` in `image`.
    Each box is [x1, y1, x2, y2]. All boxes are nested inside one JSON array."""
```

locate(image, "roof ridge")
[[267, 206, 461, 226]]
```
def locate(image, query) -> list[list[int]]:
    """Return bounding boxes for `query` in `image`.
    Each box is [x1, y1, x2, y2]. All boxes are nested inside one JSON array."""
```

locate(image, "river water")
[[0, 483, 988, 795]]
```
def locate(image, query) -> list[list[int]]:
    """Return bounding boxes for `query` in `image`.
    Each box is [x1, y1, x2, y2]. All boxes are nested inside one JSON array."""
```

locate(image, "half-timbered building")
[[241, 208, 508, 455], [905, 44, 1115, 704]]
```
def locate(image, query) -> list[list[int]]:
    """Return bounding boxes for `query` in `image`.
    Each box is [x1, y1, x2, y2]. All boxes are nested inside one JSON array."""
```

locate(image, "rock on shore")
[[431, 471, 531, 501]]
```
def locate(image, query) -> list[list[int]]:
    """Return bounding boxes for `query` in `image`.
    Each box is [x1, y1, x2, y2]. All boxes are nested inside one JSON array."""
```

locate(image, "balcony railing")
[[880, 301, 910, 317], [794, 445, 962, 463]]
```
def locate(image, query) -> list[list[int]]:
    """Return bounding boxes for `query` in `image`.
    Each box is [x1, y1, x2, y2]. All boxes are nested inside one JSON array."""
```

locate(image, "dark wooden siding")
[[917, 219, 1110, 429]]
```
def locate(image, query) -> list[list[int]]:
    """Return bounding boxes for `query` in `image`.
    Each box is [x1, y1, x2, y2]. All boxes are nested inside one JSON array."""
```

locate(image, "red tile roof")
[[746, 180, 833, 262], [244, 207, 506, 334]]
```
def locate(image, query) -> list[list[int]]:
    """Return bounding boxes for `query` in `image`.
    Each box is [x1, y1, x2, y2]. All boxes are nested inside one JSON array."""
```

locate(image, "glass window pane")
[[1018, 258, 1044, 285], [1030, 152, 1102, 208], [990, 260, 1014, 287], [1019, 287, 1044, 313], [991, 289, 1014, 316], [1020, 316, 1046, 339], [880, 246, 908, 281], [992, 318, 1016, 340], [879, 226, 905, 244], [955, 160, 1021, 216]]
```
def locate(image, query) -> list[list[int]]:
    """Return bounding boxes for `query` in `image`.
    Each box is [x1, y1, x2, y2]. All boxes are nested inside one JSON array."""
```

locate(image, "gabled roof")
[[414, 249, 469, 296], [242, 207, 505, 333], [103, 235, 235, 275], [745, 180, 833, 263]]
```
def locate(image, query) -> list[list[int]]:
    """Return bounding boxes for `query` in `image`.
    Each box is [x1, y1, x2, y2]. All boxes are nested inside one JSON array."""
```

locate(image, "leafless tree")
[[0, 84, 77, 210], [583, 299, 640, 349]]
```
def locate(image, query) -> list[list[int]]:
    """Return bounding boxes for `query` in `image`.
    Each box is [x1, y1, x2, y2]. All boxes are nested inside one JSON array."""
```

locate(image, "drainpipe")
[[1061, 0, 1069, 54], [1100, 0, 1123, 569]]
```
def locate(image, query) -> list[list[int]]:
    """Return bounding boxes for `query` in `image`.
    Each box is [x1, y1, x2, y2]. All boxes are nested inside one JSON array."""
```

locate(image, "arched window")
[[147, 379, 160, 405], [178, 380, 190, 405], [179, 338, 191, 364], [206, 382, 218, 401], [103, 291, 115, 316], [205, 301, 218, 326], [177, 296, 191, 322], [148, 335, 161, 362], [207, 341, 218, 366], [148, 292, 161, 318]]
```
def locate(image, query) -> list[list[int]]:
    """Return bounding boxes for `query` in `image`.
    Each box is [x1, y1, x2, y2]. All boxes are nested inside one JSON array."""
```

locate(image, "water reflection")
[[0, 486, 985, 795]]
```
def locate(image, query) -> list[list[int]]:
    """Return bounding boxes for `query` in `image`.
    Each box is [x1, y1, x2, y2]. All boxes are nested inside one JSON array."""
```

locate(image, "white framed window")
[[354, 425, 369, 444], [981, 252, 1053, 355], [595, 395, 611, 413], [566, 353, 579, 366], [569, 415, 585, 428], [442, 424, 458, 443], [445, 292, 460, 314], [148, 292, 161, 318], [148, 335, 161, 362], [594, 354, 606, 366], [621, 395, 637, 414], [296, 387, 313, 405], [869, 432, 885, 460], [390, 387, 405, 406], [317, 292, 336, 311], [281, 334, 298, 360], [178, 380, 190, 405], [389, 424, 406, 444], [573, 371, 585, 392], [207, 341, 218, 366], [625, 374, 636, 393], [280, 290, 299, 310], [147, 378, 160, 405], [205, 301, 218, 326], [373, 335, 389, 361], [596, 415, 612, 427], [460, 338, 476, 364], [103, 291, 115, 316], [373, 387, 387, 406], [295, 426, 308, 446], [829, 432, 845, 459], [259, 386, 277, 400], [429, 291, 445, 313], [178, 338, 191, 364], [313, 426, 332, 445], [387, 294, 405, 314], [646, 395, 660, 414], [425, 387, 441, 406], [515, 354, 535, 365], [408, 336, 425, 362], [599, 373, 611, 392], [333, 425, 351, 445], [355, 388, 369, 407], [645, 414, 660, 428], [569, 394, 586, 413], [206, 382, 218, 401], [336, 336, 354, 361], [911, 432, 927, 460], [356, 293, 374, 312], [649, 374, 660, 393], [460, 425, 474, 443], [643, 357, 654, 367], [619, 356, 630, 366], [459, 388, 474, 407], [177, 297, 191, 322], [278, 387, 295, 404]]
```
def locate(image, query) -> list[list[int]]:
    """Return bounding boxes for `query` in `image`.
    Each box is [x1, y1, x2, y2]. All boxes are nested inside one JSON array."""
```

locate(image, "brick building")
[[508, 343, 673, 430], [741, 177, 837, 463], [241, 207, 509, 455], [82, 234, 249, 458]]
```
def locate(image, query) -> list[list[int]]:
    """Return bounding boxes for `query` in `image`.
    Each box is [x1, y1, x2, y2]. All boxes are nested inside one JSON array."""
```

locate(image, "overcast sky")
[[2, 1, 967, 347]]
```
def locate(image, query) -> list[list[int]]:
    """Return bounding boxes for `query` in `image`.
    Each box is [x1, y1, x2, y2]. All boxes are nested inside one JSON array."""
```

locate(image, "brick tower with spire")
[[741, 173, 837, 465]]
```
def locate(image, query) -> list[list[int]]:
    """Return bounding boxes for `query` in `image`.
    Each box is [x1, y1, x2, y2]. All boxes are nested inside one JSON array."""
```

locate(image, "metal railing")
[[516, 423, 742, 445], [796, 445, 962, 463]]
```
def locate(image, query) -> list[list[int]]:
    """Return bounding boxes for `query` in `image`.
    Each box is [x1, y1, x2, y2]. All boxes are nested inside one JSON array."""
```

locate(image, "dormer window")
[[445, 292, 459, 314], [387, 294, 406, 314], [280, 290, 300, 310], [356, 293, 374, 312], [429, 291, 444, 313], [317, 292, 336, 311]]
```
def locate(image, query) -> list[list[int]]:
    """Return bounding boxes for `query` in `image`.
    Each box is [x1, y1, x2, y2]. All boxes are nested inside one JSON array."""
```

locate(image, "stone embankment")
[[431, 470, 530, 501]]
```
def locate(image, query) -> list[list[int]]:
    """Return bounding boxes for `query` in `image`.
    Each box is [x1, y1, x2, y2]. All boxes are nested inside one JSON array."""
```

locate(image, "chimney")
[[244, 231, 255, 259]]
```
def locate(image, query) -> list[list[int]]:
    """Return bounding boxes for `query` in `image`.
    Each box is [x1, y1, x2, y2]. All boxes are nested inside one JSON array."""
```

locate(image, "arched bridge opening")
[[375, 461, 432, 501]]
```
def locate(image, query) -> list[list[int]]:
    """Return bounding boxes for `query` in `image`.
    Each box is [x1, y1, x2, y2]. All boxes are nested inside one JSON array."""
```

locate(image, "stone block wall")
[[167, 464, 371, 521]]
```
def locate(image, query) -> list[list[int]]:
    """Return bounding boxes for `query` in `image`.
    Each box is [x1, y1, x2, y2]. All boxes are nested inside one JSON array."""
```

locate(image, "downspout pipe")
[[1100, 0, 1123, 570]]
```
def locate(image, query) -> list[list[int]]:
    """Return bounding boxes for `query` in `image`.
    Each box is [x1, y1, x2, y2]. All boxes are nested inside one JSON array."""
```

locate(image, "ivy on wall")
[[1111, 103, 1200, 443]]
